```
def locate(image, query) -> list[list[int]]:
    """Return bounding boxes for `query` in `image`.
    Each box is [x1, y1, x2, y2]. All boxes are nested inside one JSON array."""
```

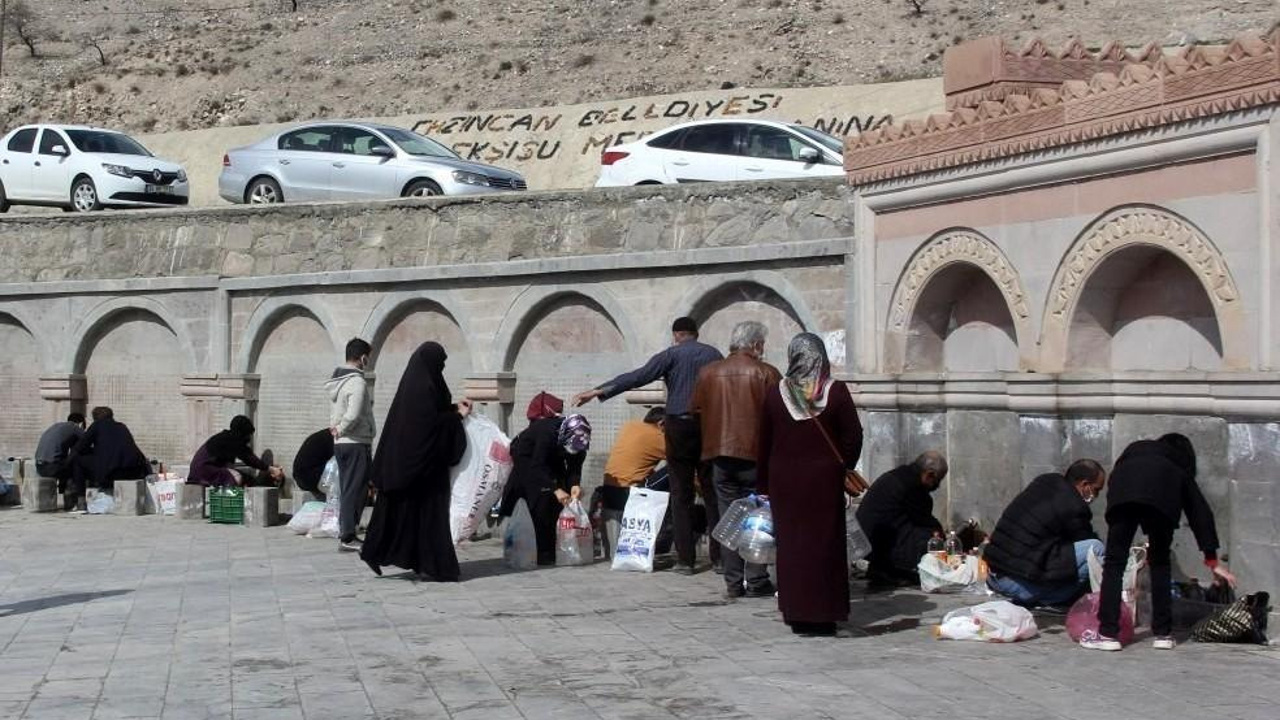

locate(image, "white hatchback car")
[[594, 118, 846, 186], [0, 124, 189, 212]]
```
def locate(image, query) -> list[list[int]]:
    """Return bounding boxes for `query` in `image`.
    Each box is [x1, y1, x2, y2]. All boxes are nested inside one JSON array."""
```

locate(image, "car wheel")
[[0, 182, 9, 213], [635, 180, 663, 185], [403, 179, 443, 198], [246, 177, 284, 204], [71, 177, 103, 212]]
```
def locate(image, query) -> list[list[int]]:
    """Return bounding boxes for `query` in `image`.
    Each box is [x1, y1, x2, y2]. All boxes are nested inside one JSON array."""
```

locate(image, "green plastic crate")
[[208, 486, 244, 524]]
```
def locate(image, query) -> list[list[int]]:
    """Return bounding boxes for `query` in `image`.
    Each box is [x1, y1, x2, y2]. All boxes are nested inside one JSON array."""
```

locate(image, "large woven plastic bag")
[[449, 415, 513, 544]]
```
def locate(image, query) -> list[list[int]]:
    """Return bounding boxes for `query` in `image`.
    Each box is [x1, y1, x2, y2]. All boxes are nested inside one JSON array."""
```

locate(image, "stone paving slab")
[[1, 507, 1276, 720]]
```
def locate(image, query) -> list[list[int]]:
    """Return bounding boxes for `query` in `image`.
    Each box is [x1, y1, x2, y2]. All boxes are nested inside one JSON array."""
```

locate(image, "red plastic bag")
[[1066, 591, 1135, 645]]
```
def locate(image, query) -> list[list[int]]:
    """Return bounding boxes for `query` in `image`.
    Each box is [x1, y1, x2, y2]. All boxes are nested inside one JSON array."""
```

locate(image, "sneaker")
[[1152, 636, 1176, 650], [671, 563, 696, 576], [1079, 630, 1122, 651], [338, 538, 362, 553], [724, 585, 746, 600], [745, 581, 777, 598]]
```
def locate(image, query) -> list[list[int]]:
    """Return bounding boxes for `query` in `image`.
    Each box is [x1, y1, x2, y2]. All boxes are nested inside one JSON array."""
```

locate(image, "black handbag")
[[1191, 591, 1271, 644]]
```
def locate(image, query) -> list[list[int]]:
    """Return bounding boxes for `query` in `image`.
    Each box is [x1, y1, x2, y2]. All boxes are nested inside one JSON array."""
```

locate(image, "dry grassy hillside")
[[0, 0, 1274, 134]]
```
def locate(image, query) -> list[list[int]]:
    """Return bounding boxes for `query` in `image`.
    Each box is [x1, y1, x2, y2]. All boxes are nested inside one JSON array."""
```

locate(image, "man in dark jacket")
[[69, 407, 151, 509], [986, 459, 1106, 608], [292, 428, 336, 499], [856, 451, 947, 585], [1082, 434, 1237, 652], [34, 412, 86, 510]]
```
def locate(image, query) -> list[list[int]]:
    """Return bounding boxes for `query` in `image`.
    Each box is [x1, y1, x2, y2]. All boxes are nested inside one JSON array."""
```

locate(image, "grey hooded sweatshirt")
[[325, 367, 376, 445]]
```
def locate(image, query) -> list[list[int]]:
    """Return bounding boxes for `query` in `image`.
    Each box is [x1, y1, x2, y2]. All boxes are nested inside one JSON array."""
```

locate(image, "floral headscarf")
[[783, 333, 833, 416], [558, 414, 592, 455]]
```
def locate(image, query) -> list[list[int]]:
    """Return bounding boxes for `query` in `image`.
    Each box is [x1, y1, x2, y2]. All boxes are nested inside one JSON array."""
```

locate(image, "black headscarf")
[[370, 342, 465, 493]]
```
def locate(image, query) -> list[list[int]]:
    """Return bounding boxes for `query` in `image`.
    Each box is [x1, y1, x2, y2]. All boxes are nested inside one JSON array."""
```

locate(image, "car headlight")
[[177, 169, 188, 183], [102, 163, 132, 178], [451, 170, 490, 187]]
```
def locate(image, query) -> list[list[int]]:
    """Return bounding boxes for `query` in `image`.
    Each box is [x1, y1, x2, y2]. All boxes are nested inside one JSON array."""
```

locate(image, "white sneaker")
[[1152, 636, 1176, 650], [1079, 630, 1122, 651]]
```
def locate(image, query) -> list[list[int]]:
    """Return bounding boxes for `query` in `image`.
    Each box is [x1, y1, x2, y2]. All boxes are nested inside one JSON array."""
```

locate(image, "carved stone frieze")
[[1047, 208, 1239, 321], [889, 230, 1030, 332]]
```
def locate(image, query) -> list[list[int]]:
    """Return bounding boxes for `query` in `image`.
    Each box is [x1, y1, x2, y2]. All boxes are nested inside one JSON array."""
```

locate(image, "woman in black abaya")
[[361, 342, 472, 580]]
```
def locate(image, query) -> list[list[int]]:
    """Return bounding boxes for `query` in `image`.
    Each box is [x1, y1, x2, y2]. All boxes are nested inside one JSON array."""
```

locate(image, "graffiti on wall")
[[411, 91, 893, 166]]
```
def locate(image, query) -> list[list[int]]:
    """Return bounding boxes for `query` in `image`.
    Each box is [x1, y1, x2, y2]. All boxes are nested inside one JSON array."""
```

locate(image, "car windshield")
[[65, 130, 152, 157], [377, 127, 457, 158], [789, 125, 844, 155]]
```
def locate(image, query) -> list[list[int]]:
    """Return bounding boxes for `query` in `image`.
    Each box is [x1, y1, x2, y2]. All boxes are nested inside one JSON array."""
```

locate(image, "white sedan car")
[[594, 118, 846, 186], [0, 124, 189, 212]]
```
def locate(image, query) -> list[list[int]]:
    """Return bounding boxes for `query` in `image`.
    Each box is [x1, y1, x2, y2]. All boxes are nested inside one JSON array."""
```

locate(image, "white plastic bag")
[[846, 504, 872, 564], [318, 457, 340, 497], [611, 488, 670, 573], [1088, 545, 1145, 598], [503, 499, 537, 570], [288, 500, 326, 535], [449, 415, 514, 544], [934, 601, 1039, 642], [918, 553, 983, 593], [87, 492, 115, 514], [556, 499, 594, 567], [307, 496, 341, 539], [146, 474, 181, 516]]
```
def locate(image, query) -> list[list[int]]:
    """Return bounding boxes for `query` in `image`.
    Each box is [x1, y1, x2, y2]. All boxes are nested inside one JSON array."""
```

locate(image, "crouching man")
[[985, 459, 1106, 609]]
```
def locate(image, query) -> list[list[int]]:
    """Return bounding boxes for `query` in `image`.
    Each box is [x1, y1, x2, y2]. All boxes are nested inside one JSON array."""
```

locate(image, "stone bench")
[[22, 476, 58, 513], [112, 479, 149, 516], [176, 483, 204, 519], [244, 486, 279, 527]]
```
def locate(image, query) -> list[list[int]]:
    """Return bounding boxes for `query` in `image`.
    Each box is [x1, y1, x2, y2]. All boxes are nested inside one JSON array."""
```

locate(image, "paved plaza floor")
[[1, 508, 1276, 720]]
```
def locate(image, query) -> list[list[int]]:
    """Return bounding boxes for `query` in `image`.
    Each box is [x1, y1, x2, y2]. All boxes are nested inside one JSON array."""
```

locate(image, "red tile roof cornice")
[[847, 30, 1280, 186]]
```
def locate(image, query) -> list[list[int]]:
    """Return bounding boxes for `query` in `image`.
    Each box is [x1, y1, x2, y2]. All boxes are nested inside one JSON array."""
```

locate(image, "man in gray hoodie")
[[327, 338, 376, 552]]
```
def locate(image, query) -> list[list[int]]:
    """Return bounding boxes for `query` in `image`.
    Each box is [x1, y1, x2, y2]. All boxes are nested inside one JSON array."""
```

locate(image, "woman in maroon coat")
[[758, 333, 863, 636]]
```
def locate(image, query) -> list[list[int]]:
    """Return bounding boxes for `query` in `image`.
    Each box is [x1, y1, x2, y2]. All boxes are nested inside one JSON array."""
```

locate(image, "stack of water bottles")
[[711, 494, 776, 564]]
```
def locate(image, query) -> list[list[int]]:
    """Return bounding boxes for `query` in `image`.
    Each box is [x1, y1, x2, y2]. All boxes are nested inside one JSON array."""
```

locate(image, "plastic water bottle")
[[927, 532, 945, 559], [944, 531, 963, 559]]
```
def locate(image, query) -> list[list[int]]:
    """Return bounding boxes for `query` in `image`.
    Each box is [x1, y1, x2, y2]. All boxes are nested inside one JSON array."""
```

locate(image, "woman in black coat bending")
[[501, 405, 592, 565], [361, 342, 472, 581]]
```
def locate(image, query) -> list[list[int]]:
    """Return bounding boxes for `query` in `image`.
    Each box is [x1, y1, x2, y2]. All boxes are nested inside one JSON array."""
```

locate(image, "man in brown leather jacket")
[[691, 320, 782, 599]]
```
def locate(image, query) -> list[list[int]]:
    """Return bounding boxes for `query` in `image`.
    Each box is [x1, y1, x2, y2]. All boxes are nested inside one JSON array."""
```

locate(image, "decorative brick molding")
[[943, 36, 1162, 111], [847, 30, 1280, 185]]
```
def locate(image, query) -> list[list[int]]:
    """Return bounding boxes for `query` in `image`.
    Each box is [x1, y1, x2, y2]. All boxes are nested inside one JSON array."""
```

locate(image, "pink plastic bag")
[[1066, 591, 1135, 645]]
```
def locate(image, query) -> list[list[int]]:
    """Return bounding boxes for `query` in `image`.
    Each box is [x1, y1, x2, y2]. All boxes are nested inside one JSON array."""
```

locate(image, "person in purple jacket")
[[188, 415, 282, 487]]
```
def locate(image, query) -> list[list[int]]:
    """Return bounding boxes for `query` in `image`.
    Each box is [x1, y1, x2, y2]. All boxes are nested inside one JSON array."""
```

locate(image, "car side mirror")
[[51, 144, 70, 157], [798, 146, 820, 163], [370, 145, 394, 158]]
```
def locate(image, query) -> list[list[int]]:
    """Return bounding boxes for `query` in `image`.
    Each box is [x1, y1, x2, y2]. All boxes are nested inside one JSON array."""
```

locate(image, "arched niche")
[[885, 229, 1030, 373], [689, 280, 806, 369], [0, 314, 44, 456], [79, 309, 185, 465], [1041, 206, 1245, 372], [507, 292, 634, 481], [1065, 246, 1223, 371], [250, 307, 338, 476], [904, 264, 1020, 372], [369, 301, 473, 436]]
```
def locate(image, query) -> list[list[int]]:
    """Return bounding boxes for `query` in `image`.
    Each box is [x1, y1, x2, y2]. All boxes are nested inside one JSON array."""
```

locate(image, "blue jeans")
[[988, 539, 1104, 606]]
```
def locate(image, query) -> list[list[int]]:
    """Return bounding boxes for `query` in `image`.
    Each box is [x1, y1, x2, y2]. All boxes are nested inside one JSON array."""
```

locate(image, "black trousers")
[[334, 444, 371, 541], [712, 457, 771, 591], [38, 459, 79, 511], [511, 483, 563, 565], [1100, 504, 1175, 638], [664, 415, 719, 567]]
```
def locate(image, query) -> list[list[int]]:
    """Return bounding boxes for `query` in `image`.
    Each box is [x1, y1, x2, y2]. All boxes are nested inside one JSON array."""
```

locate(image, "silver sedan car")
[[218, 121, 527, 204]]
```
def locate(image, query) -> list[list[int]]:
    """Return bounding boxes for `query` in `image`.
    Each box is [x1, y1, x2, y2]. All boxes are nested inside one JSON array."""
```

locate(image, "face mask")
[[1083, 493, 1096, 504]]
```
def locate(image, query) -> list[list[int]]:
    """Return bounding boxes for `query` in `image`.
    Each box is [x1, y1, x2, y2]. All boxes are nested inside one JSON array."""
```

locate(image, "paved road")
[[1, 509, 1276, 720]]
